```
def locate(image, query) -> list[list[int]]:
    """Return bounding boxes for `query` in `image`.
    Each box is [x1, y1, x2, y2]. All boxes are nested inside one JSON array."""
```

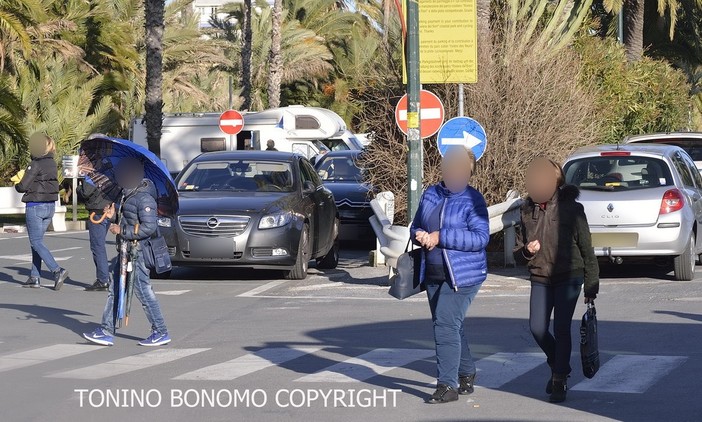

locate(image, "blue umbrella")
[[77, 134, 178, 217]]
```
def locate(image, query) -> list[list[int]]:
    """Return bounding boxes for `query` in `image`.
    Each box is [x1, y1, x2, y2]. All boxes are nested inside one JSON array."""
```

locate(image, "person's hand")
[[526, 240, 541, 255], [10, 169, 25, 185], [109, 223, 121, 235], [584, 297, 595, 304], [415, 230, 429, 247], [424, 231, 440, 251], [103, 203, 115, 219]]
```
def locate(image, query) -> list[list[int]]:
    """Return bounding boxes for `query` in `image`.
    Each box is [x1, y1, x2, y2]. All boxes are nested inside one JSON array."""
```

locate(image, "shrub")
[[575, 37, 691, 143], [360, 32, 600, 224]]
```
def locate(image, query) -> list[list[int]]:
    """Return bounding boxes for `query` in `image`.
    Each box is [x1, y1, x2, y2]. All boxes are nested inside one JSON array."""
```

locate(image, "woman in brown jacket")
[[514, 157, 599, 403]]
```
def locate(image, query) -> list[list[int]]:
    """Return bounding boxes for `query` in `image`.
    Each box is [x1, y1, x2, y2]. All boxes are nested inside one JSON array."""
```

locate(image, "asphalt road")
[[0, 230, 700, 422]]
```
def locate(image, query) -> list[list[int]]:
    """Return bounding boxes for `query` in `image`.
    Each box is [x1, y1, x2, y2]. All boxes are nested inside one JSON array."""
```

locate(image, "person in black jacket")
[[14, 133, 69, 290], [77, 180, 113, 291], [514, 157, 599, 403], [83, 158, 170, 347]]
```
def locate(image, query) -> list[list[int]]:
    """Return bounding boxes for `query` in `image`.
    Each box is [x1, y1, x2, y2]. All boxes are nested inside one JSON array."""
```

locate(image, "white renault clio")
[[563, 144, 702, 280]]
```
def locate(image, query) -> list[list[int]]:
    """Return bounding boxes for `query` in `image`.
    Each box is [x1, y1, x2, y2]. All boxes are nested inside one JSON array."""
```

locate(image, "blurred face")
[[526, 157, 561, 203], [28, 133, 50, 157], [115, 158, 144, 189], [441, 146, 473, 193]]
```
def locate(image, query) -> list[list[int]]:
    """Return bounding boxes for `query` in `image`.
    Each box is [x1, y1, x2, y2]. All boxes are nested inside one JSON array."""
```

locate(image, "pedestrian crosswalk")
[[0, 343, 688, 394], [47, 348, 209, 380]]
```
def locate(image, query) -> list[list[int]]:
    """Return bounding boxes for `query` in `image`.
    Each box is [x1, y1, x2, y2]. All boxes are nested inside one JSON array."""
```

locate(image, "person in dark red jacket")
[[410, 145, 490, 404], [514, 157, 599, 403]]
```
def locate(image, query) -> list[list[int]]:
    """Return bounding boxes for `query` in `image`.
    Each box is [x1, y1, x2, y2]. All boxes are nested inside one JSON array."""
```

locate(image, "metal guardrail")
[[369, 190, 524, 270]]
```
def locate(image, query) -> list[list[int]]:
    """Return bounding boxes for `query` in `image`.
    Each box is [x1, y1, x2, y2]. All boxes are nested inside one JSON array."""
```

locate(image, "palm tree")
[[623, 0, 645, 61], [268, 0, 283, 108], [241, 0, 253, 110], [143, 0, 165, 157], [0, 0, 43, 72], [0, 75, 25, 155]]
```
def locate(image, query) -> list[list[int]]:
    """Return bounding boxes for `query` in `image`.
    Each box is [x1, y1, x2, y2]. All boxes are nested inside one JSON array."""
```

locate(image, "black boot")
[[426, 384, 459, 404], [458, 374, 476, 395], [545, 362, 554, 394], [549, 374, 568, 403]]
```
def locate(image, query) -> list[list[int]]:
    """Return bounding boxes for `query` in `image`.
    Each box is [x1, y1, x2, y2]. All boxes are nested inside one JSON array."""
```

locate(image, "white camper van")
[[129, 106, 346, 175]]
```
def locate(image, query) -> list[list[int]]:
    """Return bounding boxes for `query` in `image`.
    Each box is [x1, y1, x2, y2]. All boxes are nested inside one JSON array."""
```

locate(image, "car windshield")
[[323, 139, 351, 151], [564, 156, 674, 191], [317, 156, 362, 182], [176, 160, 295, 192]]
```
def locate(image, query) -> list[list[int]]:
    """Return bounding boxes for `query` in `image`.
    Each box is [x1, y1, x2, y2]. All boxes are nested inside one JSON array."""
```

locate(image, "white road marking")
[[0, 344, 104, 373], [295, 348, 435, 383], [0, 232, 86, 241], [571, 355, 687, 393], [175, 347, 322, 381], [155, 290, 191, 296], [474, 352, 546, 388], [238, 294, 427, 302], [237, 280, 287, 297], [0, 254, 73, 262], [0, 247, 81, 262], [47, 348, 209, 380]]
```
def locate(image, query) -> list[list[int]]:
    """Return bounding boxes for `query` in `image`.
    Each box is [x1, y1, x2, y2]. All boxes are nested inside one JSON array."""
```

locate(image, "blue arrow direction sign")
[[437, 117, 487, 160]]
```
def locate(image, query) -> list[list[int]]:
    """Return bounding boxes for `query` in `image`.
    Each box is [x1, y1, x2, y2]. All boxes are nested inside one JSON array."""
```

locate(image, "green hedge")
[[576, 37, 691, 144]]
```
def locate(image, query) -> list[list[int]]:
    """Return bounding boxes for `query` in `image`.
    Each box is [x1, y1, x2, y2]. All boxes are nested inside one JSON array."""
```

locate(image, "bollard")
[[373, 191, 395, 266]]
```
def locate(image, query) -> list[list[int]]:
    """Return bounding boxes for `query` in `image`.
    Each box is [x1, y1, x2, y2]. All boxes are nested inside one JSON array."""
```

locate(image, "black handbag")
[[388, 241, 424, 300], [142, 233, 172, 274], [580, 302, 600, 379]]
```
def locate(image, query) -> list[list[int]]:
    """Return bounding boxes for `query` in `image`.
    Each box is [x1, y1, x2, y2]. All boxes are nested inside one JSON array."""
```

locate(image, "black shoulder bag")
[[580, 302, 600, 378], [142, 229, 172, 274], [388, 239, 425, 300]]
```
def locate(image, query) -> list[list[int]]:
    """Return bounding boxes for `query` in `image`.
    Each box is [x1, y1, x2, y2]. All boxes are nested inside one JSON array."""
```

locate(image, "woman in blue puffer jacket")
[[410, 145, 490, 404]]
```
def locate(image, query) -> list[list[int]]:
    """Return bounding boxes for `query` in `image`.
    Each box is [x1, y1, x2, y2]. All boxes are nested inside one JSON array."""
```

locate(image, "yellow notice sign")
[[403, 0, 478, 84]]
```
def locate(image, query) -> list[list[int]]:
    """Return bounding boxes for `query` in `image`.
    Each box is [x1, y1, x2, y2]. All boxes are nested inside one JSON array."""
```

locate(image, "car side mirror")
[[303, 180, 316, 193]]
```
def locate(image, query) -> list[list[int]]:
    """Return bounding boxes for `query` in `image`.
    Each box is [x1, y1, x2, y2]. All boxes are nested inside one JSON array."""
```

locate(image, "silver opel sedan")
[[563, 144, 702, 280]]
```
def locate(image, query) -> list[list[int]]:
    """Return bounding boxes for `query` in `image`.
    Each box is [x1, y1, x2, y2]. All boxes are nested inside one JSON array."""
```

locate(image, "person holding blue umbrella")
[[82, 157, 171, 347]]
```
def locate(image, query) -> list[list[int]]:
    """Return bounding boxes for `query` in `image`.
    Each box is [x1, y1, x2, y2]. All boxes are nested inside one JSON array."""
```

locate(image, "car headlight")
[[258, 212, 292, 229], [157, 217, 172, 228]]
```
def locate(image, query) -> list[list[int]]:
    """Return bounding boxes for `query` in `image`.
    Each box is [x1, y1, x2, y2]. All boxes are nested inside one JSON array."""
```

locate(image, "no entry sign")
[[219, 110, 245, 135], [395, 90, 445, 139]]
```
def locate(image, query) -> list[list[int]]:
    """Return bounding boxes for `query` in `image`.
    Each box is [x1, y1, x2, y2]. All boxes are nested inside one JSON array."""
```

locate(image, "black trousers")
[[529, 277, 583, 376]]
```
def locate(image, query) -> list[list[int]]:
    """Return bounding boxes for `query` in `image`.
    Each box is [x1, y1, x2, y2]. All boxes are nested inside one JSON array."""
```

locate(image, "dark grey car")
[[158, 151, 339, 280]]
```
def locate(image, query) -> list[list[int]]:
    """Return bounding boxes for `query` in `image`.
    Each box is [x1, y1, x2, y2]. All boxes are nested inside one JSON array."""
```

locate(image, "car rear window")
[[564, 156, 674, 191], [633, 138, 702, 161], [317, 156, 363, 182]]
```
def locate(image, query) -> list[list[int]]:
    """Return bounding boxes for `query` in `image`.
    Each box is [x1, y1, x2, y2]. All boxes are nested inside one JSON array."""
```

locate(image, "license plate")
[[188, 237, 236, 258], [590, 233, 638, 248]]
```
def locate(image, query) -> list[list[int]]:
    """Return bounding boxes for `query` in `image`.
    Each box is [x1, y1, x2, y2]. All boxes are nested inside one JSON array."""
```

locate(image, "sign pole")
[[406, 0, 421, 220], [228, 76, 234, 150], [458, 84, 465, 117]]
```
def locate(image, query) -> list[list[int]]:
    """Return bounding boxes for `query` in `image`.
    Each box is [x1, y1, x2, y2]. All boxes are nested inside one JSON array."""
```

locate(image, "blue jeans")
[[426, 280, 481, 388], [101, 245, 167, 335], [529, 278, 583, 376], [25, 203, 60, 278], [88, 214, 110, 283]]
